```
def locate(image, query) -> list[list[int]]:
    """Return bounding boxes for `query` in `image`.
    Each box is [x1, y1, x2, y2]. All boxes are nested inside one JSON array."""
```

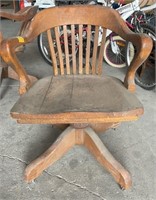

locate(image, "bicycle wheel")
[[38, 31, 52, 65], [146, 8, 156, 27], [104, 35, 134, 68], [38, 28, 78, 66], [126, 23, 156, 90]]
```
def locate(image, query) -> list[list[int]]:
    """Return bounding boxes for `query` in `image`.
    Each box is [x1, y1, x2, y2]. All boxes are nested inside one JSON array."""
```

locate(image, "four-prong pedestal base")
[[25, 125, 132, 190]]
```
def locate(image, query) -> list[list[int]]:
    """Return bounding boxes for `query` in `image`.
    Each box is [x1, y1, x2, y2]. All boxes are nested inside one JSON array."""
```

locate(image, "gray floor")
[[0, 19, 156, 200]]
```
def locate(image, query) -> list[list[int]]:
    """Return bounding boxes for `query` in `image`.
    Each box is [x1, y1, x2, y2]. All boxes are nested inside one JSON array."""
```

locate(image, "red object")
[[19, 0, 25, 9], [119, 0, 125, 5]]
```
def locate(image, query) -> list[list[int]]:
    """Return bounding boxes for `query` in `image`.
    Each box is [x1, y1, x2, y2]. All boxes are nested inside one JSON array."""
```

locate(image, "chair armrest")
[[0, 6, 38, 21], [0, 36, 32, 94], [123, 33, 153, 92]]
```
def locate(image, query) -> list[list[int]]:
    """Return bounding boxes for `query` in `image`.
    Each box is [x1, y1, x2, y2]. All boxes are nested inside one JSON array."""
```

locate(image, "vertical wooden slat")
[[63, 25, 70, 75], [54, 27, 64, 75], [71, 24, 76, 74], [97, 28, 106, 75], [85, 25, 91, 75], [47, 29, 58, 76], [91, 26, 99, 74], [79, 24, 83, 74]]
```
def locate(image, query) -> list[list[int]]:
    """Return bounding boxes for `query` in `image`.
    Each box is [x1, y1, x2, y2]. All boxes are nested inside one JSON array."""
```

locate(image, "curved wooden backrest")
[[22, 5, 136, 76], [0, 5, 152, 92], [25, 5, 133, 40]]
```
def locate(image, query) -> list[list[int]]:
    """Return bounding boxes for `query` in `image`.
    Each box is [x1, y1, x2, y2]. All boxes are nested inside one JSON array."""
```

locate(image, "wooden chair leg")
[[0, 66, 37, 96], [25, 126, 76, 182], [84, 127, 132, 190], [7, 67, 37, 83], [1, 66, 37, 83]]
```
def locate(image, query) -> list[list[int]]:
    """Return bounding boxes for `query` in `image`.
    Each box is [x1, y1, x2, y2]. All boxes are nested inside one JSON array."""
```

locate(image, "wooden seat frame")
[[1, 5, 152, 189]]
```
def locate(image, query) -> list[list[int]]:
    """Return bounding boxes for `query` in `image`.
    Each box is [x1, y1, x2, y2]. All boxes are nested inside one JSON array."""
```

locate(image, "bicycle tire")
[[38, 32, 52, 65], [146, 8, 156, 27], [126, 23, 156, 90], [104, 36, 134, 68]]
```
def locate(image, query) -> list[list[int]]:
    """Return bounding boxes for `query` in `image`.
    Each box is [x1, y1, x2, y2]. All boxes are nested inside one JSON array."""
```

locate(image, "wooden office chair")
[[0, 5, 152, 189], [0, 6, 38, 95]]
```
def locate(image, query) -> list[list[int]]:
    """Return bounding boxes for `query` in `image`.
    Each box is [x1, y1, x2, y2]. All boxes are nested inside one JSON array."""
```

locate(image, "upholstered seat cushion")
[[11, 75, 143, 123]]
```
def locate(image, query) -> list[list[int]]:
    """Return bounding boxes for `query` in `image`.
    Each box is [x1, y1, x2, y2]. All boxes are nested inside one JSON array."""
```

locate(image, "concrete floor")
[[0, 19, 156, 200]]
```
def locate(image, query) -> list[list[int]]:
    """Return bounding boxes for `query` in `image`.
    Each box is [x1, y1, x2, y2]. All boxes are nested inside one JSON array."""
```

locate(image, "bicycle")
[[103, 0, 156, 68]]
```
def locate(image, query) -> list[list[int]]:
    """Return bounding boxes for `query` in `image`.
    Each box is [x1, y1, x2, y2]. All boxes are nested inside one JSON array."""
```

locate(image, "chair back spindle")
[[71, 24, 77, 75], [46, 29, 58, 76]]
